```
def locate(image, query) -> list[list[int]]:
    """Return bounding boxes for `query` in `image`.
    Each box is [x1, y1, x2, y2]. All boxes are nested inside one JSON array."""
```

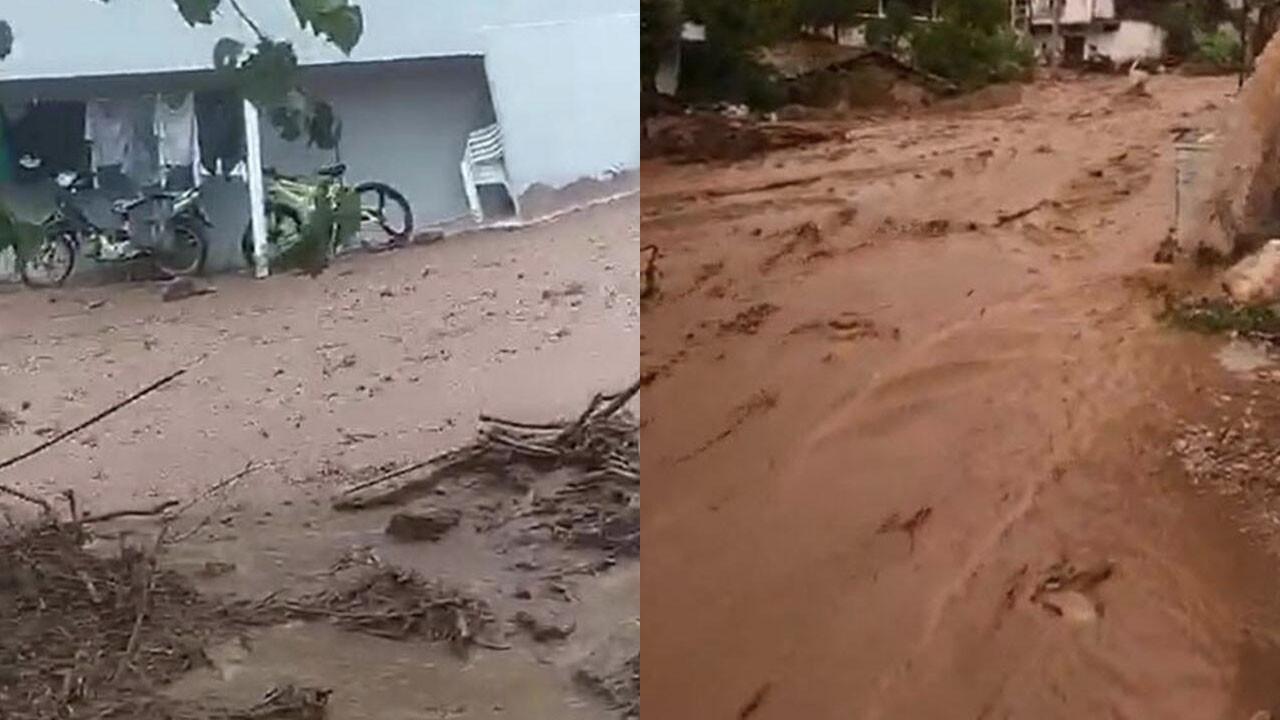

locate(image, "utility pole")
[[1049, 0, 1063, 70], [1240, 0, 1251, 90]]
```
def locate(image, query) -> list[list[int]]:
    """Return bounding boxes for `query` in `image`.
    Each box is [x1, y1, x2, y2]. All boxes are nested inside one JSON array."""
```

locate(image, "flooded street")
[[0, 199, 640, 718], [642, 76, 1280, 718]]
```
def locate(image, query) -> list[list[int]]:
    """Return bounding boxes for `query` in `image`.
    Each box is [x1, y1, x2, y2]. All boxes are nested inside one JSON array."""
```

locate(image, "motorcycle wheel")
[[355, 181, 414, 241], [153, 221, 207, 278], [19, 228, 76, 288]]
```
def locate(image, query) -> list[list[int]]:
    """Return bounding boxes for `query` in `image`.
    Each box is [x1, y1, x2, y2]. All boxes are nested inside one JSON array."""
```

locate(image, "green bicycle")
[[240, 163, 413, 268]]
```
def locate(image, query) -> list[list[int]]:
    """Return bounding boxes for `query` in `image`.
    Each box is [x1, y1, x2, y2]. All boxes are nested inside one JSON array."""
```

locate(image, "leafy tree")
[[0, 0, 365, 272], [679, 0, 792, 107], [641, 0, 682, 94], [790, 0, 867, 39], [866, 0, 915, 53], [873, 0, 1032, 90]]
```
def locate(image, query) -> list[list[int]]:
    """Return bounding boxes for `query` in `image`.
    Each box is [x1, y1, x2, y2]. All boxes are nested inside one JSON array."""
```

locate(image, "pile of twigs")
[[333, 381, 640, 557], [271, 566, 498, 656], [0, 523, 214, 720]]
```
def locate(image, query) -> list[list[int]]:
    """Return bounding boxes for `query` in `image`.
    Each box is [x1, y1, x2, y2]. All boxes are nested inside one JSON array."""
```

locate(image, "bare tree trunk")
[[1049, 0, 1062, 70]]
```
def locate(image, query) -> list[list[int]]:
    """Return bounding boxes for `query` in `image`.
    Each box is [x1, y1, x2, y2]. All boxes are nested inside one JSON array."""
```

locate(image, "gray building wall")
[[483, 13, 641, 197], [261, 58, 497, 227], [0, 56, 502, 277], [1, 1, 640, 206]]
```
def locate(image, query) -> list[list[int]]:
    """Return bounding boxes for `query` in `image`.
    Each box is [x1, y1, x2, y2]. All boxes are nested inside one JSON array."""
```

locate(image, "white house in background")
[[1021, 0, 1165, 65], [0, 0, 639, 276]]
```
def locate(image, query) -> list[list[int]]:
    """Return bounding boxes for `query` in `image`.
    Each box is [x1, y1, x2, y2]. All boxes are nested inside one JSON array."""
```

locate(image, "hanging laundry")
[[155, 92, 199, 167], [8, 101, 87, 183], [126, 99, 159, 186], [194, 89, 245, 178], [85, 99, 132, 170], [0, 112, 13, 184]]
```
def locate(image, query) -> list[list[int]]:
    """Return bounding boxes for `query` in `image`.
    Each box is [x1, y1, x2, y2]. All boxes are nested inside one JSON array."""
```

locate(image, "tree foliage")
[[871, 0, 1032, 89], [0, 0, 365, 268], [789, 0, 869, 37], [641, 0, 681, 92]]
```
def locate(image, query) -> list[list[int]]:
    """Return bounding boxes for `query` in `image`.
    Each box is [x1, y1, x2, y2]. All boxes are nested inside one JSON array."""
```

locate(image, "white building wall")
[[1030, 0, 1101, 24], [482, 12, 640, 197], [260, 58, 496, 226], [1088, 20, 1165, 62]]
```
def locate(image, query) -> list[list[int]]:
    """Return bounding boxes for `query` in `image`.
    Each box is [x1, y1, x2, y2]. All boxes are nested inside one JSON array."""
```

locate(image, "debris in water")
[[877, 506, 934, 551], [229, 684, 332, 720], [384, 508, 462, 542], [1224, 239, 1280, 303]]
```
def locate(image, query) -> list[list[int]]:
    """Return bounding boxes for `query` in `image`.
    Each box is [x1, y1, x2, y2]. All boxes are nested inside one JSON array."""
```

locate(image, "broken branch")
[[0, 368, 187, 477]]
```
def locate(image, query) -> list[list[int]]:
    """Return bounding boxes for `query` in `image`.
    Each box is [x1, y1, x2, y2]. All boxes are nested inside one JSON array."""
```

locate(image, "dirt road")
[[643, 77, 1280, 719], [0, 199, 639, 718]]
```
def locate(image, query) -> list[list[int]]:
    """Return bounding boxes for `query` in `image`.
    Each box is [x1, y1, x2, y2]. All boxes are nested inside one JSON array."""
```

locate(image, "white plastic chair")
[[460, 123, 519, 223]]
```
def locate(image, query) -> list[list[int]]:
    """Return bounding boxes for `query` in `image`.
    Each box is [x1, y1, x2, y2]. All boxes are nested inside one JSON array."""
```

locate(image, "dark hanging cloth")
[[194, 89, 245, 177], [0, 111, 14, 184], [8, 101, 87, 183]]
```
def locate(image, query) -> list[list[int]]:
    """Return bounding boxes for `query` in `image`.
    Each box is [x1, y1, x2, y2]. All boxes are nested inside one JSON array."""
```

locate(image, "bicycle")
[[240, 163, 413, 268], [20, 170, 211, 288]]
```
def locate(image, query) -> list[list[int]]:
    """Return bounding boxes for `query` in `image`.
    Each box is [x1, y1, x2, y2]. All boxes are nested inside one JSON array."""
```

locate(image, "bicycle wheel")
[[154, 221, 207, 278], [19, 227, 76, 288], [241, 203, 303, 269], [355, 182, 413, 241]]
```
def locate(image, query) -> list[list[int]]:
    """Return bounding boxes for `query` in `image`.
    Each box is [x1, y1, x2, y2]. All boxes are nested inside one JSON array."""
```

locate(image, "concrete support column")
[[243, 99, 269, 279]]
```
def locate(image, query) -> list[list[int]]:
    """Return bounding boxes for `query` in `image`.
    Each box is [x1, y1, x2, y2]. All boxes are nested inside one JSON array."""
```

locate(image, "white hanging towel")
[[85, 99, 131, 169], [155, 92, 199, 167]]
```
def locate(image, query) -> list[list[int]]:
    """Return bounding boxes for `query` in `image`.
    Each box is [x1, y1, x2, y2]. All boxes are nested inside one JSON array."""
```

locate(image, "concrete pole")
[[242, 99, 269, 279], [1050, 0, 1062, 69]]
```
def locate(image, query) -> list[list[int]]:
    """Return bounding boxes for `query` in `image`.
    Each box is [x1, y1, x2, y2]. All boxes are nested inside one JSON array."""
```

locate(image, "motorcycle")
[[19, 170, 212, 288]]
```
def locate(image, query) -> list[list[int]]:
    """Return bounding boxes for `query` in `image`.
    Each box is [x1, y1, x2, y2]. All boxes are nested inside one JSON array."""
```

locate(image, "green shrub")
[[911, 21, 1033, 90], [1191, 26, 1241, 69]]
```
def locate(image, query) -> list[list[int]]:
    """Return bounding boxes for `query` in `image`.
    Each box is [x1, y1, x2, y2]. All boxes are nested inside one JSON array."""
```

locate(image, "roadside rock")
[[1223, 239, 1280, 304], [384, 508, 462, 542], [574, 631, 639, 718], [161, 277, 215, 302], [514, 608, 576, 642]]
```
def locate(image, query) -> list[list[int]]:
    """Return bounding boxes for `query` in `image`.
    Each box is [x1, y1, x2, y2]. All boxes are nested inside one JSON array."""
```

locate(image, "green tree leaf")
[[290, 0, 363, 54], [0, 201, 44, 260], [174, 0, 222, 26], [213, 36, 245, 68], [305, 100, 341, 149], [0, 21, 12, 60], [236, 39, 300, 107], [313, 5, 362, 54]]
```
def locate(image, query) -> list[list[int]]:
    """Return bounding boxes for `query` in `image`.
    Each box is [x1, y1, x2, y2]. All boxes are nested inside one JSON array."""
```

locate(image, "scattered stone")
[[385, 508, 462, 542], [514, 608, 576, 642], [412, 230, 444, 245], [196, 560, 237, 579], [573, 632, 639, 718], [1036, 590, 1098, 624], [161, 277, 215, 302]]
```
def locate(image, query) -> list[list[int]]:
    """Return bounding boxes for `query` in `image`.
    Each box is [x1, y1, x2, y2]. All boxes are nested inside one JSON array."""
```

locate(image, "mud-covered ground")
[[643, 75, 1280, 719], [0, 199, 639, 719]]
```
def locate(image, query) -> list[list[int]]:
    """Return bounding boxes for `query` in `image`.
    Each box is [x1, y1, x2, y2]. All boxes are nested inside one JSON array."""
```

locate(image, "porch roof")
[[0, 0, 630, 83]]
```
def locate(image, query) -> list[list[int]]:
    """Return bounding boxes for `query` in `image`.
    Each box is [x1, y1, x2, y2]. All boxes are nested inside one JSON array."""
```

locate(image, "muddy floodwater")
[[642, 76, 1280, 719]]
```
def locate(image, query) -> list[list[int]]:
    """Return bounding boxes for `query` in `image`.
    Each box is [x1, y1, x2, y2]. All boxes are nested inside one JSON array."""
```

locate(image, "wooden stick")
[[81, 499, 180, 525], [112, 522, 169, 681], [0, 368, 186, 477], [0, 482, 51, 513]]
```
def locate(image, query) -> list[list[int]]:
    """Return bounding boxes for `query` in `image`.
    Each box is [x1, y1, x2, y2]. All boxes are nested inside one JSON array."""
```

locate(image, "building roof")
[[0, 0, 632, 82]]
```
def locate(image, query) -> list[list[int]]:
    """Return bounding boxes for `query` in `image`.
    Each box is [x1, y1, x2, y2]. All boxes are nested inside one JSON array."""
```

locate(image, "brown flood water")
[[642, 75, 1280, 719]]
